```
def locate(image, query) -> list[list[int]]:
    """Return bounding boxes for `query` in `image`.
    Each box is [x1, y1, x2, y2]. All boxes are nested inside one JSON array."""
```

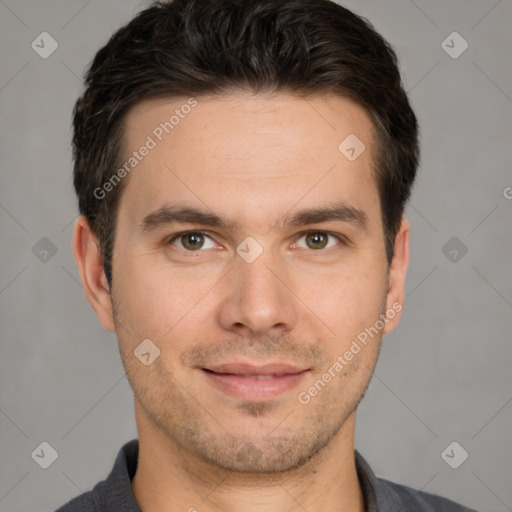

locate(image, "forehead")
[[123, 91, 375, 161], [118, 91, 380, 231]]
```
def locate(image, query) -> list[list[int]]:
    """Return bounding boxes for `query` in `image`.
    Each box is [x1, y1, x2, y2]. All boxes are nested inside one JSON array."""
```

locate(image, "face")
[[84, 92, 408, 474]]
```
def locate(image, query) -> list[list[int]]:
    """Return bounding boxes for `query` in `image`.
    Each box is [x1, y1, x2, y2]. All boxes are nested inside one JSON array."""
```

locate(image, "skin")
[[73, 91, 409, 512]]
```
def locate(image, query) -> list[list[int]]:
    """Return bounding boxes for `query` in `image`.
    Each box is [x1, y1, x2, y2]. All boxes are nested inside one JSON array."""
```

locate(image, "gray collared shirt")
[[55, 439, 477, 511]]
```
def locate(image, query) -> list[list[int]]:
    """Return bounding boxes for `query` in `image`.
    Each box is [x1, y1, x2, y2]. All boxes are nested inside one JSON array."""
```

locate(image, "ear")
[[383, 217, 410, 334], [72, 216, 116, 332]]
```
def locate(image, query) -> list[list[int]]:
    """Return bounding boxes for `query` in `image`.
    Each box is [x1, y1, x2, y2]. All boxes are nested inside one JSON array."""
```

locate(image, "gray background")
[[0, 0, 511, 511]]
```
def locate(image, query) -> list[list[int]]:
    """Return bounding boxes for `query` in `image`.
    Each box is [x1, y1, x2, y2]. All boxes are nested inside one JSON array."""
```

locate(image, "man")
[[57, 0, 477, 510]]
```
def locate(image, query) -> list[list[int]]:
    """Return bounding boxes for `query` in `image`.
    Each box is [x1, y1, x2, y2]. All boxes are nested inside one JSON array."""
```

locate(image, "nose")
[[216, 248, 297, 337]]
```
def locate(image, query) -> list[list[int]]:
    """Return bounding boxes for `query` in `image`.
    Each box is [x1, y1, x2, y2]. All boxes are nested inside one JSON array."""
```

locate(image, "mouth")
[[200, 363, 310, 400]]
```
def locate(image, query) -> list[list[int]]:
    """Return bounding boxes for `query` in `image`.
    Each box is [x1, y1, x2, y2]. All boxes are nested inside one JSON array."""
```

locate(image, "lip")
[[204, 363, 308, 376], [201, 362, 310, 400]]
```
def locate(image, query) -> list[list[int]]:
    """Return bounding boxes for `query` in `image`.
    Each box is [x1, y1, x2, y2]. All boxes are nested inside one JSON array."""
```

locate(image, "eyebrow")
[[140, 206, 237, 232], [282, 202, 368, 231], [140, 202, 369, 233]]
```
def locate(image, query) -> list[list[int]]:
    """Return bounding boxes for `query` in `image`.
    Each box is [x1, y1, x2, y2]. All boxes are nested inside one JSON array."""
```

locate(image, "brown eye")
[[305, 232, 329, 250], [295, 231, 341, 251], [169, 231, 216, 251], [181, 233, 204, 250]]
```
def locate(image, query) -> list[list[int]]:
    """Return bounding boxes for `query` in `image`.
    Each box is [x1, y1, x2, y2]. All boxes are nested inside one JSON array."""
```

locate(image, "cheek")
[[113, 236, 389, 345], [114, 256, 220, 342], [297, 264, 387, 337]]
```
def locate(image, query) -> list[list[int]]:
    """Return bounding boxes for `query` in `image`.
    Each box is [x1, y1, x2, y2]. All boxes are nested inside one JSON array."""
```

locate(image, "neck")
[[131, 404, 364, 512]]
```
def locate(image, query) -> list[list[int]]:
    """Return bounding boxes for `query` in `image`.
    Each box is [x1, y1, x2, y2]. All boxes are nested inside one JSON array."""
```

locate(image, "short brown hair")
[[72, 0, 419, 286]]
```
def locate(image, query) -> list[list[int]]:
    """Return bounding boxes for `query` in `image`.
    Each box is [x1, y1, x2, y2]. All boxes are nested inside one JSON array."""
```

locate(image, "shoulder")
[[54, 439, 140, 512], [54, 475, 117, 512], [355, 450, 478, 512], [55, 492, 95, 512], [377, 477, 479, 512]]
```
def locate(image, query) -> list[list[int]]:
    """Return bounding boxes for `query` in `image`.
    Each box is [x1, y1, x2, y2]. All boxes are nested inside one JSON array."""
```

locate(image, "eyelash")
[[166, 230, 347, 252], [167, 231, 218, 251]]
